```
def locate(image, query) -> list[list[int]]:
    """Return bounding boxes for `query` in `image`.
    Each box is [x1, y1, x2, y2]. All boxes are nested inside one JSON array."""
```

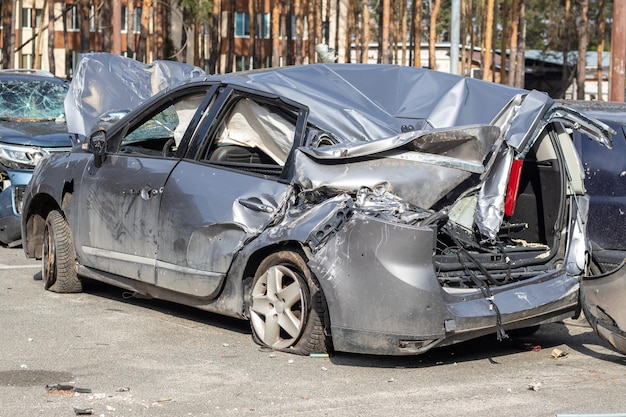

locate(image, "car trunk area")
[[433, 127, 567, 288]]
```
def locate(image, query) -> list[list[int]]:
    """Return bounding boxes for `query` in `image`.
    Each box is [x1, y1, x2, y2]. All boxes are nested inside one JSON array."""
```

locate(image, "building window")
[[235, 55, 247, 72], [22, 8, 43, 28], [235, 12, 250, 37], [21, 54, 33, 68], [257, 13, 270, 39], [122, 6, 142, 33], [21, 8, 32, 27], [134, 7, 142, 33], [69, 5, 79, 31], [121, 6, 127, 30]]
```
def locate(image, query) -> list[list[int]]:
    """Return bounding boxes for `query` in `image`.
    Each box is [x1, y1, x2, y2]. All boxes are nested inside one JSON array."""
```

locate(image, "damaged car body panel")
[[22, 53, 625, 356], [582, 261, 626, 355]]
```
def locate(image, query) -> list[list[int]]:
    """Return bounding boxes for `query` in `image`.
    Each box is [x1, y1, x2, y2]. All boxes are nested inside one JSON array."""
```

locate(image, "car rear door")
[[154, 87, 308, 298]]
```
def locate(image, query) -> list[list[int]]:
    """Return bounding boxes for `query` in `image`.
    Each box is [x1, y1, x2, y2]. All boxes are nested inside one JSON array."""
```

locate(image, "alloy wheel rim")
[[250, 264, 306, 349]]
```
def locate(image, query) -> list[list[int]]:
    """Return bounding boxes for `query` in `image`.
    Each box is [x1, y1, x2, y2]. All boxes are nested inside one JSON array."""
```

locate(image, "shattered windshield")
[[0, 79, 68, 122]]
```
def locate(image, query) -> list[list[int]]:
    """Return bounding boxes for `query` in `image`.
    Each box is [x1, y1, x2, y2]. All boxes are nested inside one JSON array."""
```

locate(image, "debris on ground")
[[551, 348, 568, 359]]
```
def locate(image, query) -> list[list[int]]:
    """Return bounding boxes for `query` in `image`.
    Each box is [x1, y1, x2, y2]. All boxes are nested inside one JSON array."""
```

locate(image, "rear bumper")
[[311, 212, 582, 356]]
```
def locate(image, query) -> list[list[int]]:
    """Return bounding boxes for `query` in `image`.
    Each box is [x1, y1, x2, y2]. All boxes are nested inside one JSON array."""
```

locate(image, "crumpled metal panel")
[[293, 149, 475, 209], [65, 53, 204, 136], [301, 125, 500, 163], [307, 212, 451, 354], [582, 260, 626, 355], [293, 125, 500, 209], [475, 146, 514, 239]]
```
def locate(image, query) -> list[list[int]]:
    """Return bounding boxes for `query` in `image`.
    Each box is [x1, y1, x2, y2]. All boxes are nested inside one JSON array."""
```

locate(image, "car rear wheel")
[[42, 210, 81, 293], [249, 251, 329, 355]]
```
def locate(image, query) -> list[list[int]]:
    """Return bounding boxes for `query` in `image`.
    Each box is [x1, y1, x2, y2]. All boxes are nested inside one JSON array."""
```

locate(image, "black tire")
[[249, 251, 329, 355], [42, 210, 81, 293]]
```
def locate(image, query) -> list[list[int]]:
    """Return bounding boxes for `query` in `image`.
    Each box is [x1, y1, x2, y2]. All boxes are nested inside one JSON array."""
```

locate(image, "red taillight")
[[504, 159, 524, 217]]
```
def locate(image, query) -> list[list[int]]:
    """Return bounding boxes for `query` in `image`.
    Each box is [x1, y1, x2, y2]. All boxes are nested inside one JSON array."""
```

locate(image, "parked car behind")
[[559, 100, 626, 272], [0, 69, 78, 246], [22, 54, 626, 356]]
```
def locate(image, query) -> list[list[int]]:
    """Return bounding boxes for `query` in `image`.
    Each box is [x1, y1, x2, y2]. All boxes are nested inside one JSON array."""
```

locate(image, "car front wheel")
[[249, 251, 329, 355], [42, 210, 81, 293]]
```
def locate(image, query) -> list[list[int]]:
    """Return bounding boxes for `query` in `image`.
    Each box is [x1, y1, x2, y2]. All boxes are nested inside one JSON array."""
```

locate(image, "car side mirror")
[[87, 129, 107, 167]]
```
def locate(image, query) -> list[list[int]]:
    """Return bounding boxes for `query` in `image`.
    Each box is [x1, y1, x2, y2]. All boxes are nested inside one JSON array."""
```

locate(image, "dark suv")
[[0, 69, 78, 246], [564, 101, 626, 270]]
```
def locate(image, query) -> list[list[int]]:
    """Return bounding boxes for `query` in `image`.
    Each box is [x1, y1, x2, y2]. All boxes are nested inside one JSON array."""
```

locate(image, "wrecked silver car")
[[22, 54, 624, 356]]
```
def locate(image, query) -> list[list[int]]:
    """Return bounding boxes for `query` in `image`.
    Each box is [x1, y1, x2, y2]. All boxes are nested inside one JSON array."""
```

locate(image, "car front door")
[[154, 88, 307, 298], [76, 86, 215, 282]]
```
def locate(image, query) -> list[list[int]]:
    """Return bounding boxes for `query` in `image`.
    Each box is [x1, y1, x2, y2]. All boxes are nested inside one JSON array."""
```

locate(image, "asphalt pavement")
[[1, 244, 625, 417]]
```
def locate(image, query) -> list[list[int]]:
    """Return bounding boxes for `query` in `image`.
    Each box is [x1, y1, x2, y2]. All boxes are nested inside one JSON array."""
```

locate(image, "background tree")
[[127, 0, 135, 57], [271, 0, 281, 67], [596, 0, 607, 99], [101, 0, 112, 52], [576, 0, 589, 99], [482, 0, 494, 81], [379, 0, 390, 63], [48, 0, 56, 74], [411, 0, 422, 67], [209, 0, 221, 72], [428, 0, 441, 69], [79, 0, 91, 52], [1, 0, 14, 69]]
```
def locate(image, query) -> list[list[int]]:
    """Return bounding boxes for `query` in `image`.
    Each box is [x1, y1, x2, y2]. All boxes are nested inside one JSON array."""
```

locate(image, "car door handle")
[[237, 198, 274, 213]]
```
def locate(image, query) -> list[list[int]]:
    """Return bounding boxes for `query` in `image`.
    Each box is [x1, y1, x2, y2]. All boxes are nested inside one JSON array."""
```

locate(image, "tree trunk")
[[101, 0, 111, 52], [271, 0, 281, 67], [306, 0, 316, 63], [380, 0, 390, 64], [63, 1, 71, 77], [514, 0, 525, 88], [576, 0, 589, 100], [79, 0, 91, 52], [411, 0, 421, 67], [285, 0, 293, 65], [499, 0, 508, 83], [295, 0, 303, 64], [181, 8, 189, 61], [255, 0, 263, 67], [136, 0, 151, 62], [35, 0, 47, 69], [561, 0, 571, 94], [482, 0, 494, 81], [507, 0, 518, 85], [127, 0, 135, 57], [48, 0, 56, 74], [249, 0, 257, 68], [345, 0, 353, 63], [596, 0, 606, 100], [209, 0, 220, 72], [400, 0, 407, 66], [361, 0, 370, 64], [1, 0, 14, 69], [428, 0, 441, 69], [225, 0, 235, 70]]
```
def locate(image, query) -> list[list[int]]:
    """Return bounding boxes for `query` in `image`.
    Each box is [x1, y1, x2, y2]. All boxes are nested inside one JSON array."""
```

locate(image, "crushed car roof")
[[66, 53, 528, 140]]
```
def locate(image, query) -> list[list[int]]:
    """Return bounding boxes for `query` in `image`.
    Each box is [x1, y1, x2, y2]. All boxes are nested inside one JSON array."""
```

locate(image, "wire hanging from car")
[[453, 237, 509, 341]]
